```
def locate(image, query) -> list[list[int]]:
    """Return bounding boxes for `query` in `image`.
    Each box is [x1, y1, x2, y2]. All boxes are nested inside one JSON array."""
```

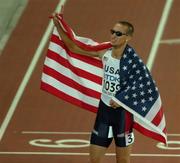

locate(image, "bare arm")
[[52, 14, 105, 58]]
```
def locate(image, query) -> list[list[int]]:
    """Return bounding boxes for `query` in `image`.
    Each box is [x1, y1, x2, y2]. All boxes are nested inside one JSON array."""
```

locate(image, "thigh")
[[112, 109, 134, 147], [90, 100, 113, 148]]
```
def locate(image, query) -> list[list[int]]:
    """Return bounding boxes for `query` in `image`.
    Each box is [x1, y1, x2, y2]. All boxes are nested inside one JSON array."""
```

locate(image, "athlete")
[[52, 10, 135, 163]]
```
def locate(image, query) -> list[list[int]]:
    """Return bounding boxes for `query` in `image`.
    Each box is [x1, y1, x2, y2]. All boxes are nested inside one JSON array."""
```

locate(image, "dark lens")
[[115, 31, 123, 37], [110, 29, 124, 37]]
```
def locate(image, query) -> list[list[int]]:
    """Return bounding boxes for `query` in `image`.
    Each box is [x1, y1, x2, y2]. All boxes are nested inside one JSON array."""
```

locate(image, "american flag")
[[41, 16, 167, 144]]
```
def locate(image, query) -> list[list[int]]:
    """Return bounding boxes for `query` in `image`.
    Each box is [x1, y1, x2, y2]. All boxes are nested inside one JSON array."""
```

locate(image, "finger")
[[109, 100, 113, 106], [114, 103, 119, 107], [49, 15, 54, 19], [111, 103, 117, 109], [49, 12, 56, 19]]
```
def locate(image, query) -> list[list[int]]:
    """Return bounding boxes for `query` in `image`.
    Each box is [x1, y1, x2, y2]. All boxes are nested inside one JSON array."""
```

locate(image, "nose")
[[111, 33, 116, 37]]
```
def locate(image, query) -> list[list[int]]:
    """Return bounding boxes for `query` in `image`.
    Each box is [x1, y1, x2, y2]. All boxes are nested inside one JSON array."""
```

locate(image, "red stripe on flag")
[[125, 111, 133, 132], [152, 107, 163, 126], [133, 122, 166, 144], [50, 34, 103, 68], [163, 127, 167, 134], [46, 50, 102, 85], [41, 82, 98, 113], [43, 65, 101, 99]]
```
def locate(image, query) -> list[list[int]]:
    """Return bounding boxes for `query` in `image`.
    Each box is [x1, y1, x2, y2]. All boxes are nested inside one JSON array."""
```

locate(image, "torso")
[[101, 49, 121, 106]]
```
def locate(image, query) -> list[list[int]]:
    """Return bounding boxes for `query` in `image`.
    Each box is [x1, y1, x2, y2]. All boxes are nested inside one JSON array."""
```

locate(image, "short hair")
[[118, 21, 134, 36]]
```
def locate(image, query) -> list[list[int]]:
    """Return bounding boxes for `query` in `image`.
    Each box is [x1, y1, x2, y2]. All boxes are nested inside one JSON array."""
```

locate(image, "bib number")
[[125, 132, 134, 146], [104, 80, 120, 93]]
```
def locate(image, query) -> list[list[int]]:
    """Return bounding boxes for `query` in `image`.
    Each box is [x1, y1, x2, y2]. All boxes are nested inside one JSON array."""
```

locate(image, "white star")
[[139, 76, 143, 80], [124, 95, 129, 100], [132, 93, 137, 98], [136, 69, 140, 74], [133, 53, 137, 57], [123, 66, 127, 71], [139, 83, 144, 88], [140, 91, 145, 96], [145, 73, 149, 78], [132, 86, 136, 90], [130, 75, 134, 79], [148, 89, 153, 94], [141, 99, 146, 103], [123, 54, 127, 59], [142, 106, 147, 111], [147, 81, 151, 86], [128, 48, 132, 53], [125, 86, 130, 92], [128, 59, 132, 64], [149, 97, 154, 101], [122, 81, 127, 85], [139, 59, 143, 63], [143, 66, 146, 70], [132, 64, 137, 68], [133, 81, 136, 85], [155, 87, 158, 91], [133, 101, 138, 105]]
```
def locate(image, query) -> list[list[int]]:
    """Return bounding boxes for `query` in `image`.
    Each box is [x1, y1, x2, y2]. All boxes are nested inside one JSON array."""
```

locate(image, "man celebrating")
[[52, 11, 134, 163], [44, 5, 166, 163]]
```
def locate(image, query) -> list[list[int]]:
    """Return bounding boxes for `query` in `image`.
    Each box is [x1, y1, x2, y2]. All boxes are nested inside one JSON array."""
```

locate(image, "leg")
[[90, 132, 113, 163], [115, 145, 132, 163], [112, 108, 134, 163], [89, 100, 113, 163], [89, 144, 107, 163]]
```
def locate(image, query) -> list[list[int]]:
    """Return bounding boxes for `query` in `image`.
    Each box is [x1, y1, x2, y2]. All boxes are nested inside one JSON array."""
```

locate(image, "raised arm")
[[52, 14, 105, 58]]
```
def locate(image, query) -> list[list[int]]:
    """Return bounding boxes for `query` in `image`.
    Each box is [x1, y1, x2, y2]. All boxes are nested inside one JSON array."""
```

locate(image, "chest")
[[102, 51, 120, 75]]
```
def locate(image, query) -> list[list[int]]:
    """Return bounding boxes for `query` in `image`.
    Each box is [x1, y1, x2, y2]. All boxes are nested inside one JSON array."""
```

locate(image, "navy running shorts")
[[90, 100, 134, 147]]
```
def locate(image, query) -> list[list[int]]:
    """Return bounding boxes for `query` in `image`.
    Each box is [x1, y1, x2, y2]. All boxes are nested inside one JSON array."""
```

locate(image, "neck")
[[112, 43, 127, 59]]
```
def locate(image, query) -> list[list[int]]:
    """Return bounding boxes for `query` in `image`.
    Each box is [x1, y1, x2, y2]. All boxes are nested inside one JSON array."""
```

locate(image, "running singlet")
[[101, 50, 121, 106]]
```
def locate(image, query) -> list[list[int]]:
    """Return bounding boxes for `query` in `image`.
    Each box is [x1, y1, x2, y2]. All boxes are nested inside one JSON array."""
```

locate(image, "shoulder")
[[99, 48, 111, 59], [121, 45, 147, 72], [124, 45, 143, 63]]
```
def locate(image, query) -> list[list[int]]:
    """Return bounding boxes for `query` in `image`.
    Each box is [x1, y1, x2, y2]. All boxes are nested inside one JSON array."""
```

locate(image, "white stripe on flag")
[[48, 42, 103, 77], [145, 96, 162, 121], [53, 28, 59, 36], [44, 57, 102, 92], [42, 73, 100, 107]]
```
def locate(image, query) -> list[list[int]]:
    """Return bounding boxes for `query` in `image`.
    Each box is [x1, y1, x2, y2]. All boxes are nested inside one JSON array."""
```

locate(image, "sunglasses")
[[110, 29, 127, 37]]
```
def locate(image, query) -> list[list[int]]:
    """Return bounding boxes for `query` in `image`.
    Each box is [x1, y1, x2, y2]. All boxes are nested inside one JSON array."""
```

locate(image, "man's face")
[[110, 23, 131, 47]]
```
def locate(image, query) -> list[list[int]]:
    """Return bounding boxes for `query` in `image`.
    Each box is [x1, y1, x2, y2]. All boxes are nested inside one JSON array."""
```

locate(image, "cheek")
[[117, 38, 125, 43], [120, 36, 127, 43]]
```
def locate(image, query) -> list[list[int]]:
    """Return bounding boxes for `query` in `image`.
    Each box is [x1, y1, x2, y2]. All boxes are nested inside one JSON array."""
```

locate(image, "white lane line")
[[21, 131, 180, 136], [21, 131, 91, 135], [146, 0, 173, 71], [0, 0, 67, 142], [0, 152, 179, 157], [0, 0, 28, 54], [167, 134, 180, 137], [160, 38, 180, 44]]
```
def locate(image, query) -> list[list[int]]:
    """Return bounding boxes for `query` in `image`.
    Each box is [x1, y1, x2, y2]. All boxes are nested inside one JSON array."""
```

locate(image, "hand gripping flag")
[[41, 15, 167, 144]]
